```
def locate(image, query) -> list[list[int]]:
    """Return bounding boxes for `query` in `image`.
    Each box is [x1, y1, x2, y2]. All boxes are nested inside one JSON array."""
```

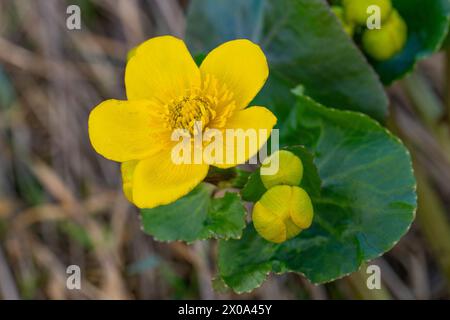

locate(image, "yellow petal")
[[88, 99, 166, 162], [132, 150, 209, 208], [258, 185, 292, 219], [253, 202, 287, 243], [213, 106, 277, 169], [125, 36, 200, 101], [121, 160, 138, 202], [290, 187, 314, 229], [284, 218, 303, 240], [200, 39, 268, 109]]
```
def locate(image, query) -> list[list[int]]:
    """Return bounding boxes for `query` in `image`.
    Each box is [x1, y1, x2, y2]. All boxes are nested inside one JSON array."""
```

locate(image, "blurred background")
[[0, 0, 450, 300]]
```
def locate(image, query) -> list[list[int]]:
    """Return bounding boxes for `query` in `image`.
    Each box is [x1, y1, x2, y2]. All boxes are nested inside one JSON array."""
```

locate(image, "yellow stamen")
[[163, 75, 236, 135], [165, 95, 216, 134]]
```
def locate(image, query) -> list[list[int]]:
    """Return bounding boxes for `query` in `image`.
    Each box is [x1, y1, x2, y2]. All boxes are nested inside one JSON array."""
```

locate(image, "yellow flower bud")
[[252, 185, 314, 243], [331, 6, 355, 36], [260, 150, 303, 189], [362, 10, 407, 61], [343, 0, 392, 25]]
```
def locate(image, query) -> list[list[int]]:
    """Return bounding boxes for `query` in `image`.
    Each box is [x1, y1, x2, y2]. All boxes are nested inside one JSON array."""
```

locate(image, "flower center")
[[165, 95, 216, 135], [162, 75, 237, 136]]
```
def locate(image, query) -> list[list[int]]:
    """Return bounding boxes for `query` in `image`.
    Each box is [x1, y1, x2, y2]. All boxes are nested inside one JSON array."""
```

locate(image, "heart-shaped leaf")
[[218, 96, 416, 292], [186, 0, 388, 123], [141, 184, 246, 242]]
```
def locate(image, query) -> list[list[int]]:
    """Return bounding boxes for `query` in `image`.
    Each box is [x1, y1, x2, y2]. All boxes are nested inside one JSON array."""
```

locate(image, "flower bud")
[[343, 0, 392, 25], [252, 185, 314, 243], [332, 6, 354, 36], [362, 10, 407, 61], [260, 150, 303, 189]]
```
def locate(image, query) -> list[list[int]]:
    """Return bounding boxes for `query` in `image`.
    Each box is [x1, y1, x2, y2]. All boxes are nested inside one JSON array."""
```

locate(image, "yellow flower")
[[253, 185, 314, 243], [88, 36, 276, 208]]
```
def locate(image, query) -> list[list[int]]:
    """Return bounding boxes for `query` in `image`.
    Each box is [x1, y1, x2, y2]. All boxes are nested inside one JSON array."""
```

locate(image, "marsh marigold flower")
[[88, 36, 276, 208]]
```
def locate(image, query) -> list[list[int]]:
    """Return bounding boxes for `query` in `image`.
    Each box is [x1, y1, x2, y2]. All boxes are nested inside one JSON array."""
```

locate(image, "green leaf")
[[218, 225, 279, 293], [186, 0, 388, 123], [141, 184, 246, 242], [286, 146, 322, 197], [241, 145, 321, 202], [241, 170, 266, 202], [371, 0, 450, 84], [231, 168, 252, 189], [218, 96, 416, 292]]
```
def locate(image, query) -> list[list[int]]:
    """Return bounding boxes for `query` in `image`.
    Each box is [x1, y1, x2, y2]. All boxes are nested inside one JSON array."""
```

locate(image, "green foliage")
[[186, 0, 388, 123], [141, 184, 246, 242], [241, 170, 266, 202], [285, 146, 322, 198], [218, 96, 416, 292]]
